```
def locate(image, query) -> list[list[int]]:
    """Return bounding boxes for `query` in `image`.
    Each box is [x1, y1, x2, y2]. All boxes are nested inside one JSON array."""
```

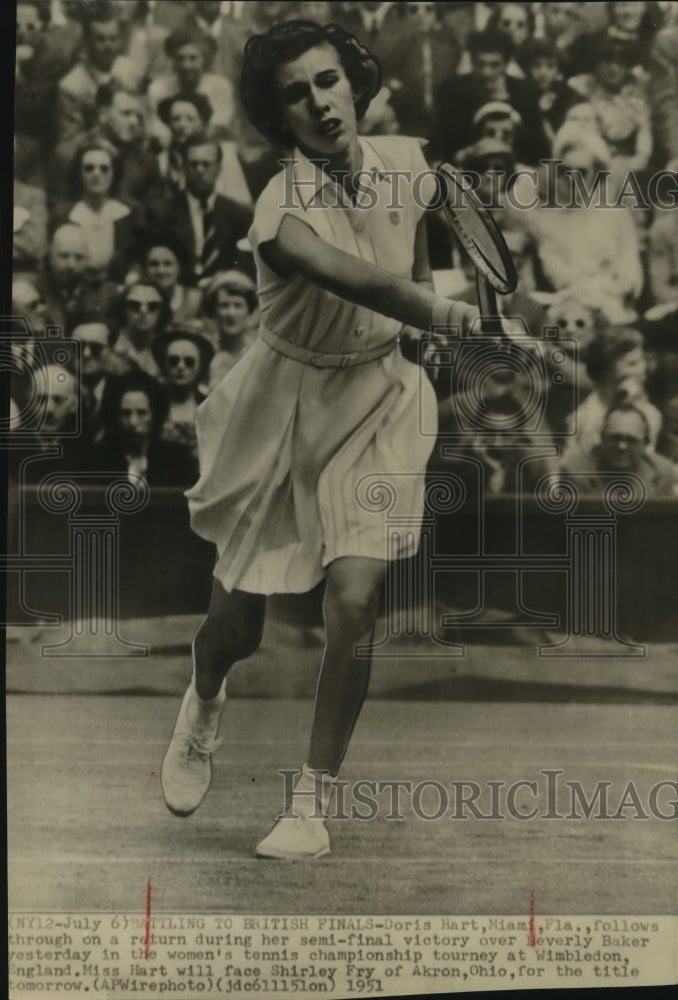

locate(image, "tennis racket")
[[436, 162, 517, 336]]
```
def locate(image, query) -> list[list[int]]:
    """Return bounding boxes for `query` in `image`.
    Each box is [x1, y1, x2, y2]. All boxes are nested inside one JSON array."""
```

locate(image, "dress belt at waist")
[[260, 327, 397, 368]]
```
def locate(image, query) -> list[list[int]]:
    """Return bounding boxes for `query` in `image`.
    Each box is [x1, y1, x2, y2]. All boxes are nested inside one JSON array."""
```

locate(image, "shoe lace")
[[179, 731, 222, 759]]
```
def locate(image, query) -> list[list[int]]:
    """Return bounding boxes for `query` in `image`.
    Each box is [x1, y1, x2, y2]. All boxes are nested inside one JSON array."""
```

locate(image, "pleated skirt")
[[186, 339, 438, 594]]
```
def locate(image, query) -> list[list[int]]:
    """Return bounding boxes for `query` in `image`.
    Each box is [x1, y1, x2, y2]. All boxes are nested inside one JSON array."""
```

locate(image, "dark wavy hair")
[[467, 28, 515, 63], [240, 19, 382, 149], [100, 369, 170, 442]]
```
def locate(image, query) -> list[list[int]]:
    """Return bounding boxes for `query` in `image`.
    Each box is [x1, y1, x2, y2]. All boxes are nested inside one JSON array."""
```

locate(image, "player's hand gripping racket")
[[436, 162, 518, 337]]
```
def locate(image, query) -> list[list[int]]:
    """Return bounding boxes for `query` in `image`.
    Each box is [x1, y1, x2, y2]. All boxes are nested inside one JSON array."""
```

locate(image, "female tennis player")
[[161, 19, 478, 859]]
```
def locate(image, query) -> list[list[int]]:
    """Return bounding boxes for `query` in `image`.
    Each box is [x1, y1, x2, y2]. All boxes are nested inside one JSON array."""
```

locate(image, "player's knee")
[[195, 614, 262, 665], [325, 581, 381, 638]]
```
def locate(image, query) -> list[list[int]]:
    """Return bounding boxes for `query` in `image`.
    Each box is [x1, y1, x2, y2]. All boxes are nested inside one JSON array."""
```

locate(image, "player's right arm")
[[258, 214, 477, 334]]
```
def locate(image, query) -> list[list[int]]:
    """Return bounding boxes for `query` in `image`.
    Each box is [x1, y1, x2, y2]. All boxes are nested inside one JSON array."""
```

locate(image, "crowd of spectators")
[[11, 0, 678, 501]]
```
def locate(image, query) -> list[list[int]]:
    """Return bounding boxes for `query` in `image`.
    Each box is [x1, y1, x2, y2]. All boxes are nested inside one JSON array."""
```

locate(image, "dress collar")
[[288, 138, 389, 209], [70, 199, 130, 223]]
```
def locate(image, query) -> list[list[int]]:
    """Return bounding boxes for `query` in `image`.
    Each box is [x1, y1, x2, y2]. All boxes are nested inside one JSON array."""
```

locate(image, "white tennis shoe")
[[256, 763, 336, 860], [161, 681, 225, 817]]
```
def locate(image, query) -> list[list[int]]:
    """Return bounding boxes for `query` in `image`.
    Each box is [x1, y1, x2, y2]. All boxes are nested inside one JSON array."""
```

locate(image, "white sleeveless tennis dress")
[[185, 136, 438, 594]]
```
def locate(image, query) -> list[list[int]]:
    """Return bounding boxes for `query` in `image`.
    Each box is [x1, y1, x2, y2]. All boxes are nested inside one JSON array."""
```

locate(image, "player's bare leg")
[[256, 557, 384, 859], [161, 581, 265, 816]]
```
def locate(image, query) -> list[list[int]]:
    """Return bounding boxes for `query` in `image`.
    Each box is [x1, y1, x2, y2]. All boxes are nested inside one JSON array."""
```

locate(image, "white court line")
[[8, 761, 677, 771], [6, 739, 678, 747], [10, 856, 678, 865]]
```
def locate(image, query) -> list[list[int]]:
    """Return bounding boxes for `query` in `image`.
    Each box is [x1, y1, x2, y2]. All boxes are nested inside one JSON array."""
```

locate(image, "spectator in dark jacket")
[[434, 28, 549, 165], [93, 369, 197, 487], [148, 138, 253, 282]]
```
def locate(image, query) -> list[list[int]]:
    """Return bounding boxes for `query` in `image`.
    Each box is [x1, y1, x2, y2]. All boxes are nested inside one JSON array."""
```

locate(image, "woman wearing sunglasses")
[[152, 321, 214, 461], [110, 279, 172, 378], [52, 140, 143, 283], [161, 20, 478, 859]]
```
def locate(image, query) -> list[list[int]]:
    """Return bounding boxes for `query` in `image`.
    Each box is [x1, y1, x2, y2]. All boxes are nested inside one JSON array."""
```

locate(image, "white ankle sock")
[[187, 678, 226, 733]]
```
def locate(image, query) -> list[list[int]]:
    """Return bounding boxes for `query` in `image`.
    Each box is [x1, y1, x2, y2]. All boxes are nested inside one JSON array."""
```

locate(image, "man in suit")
[[149, 139, 253, 283], [70, 314, 125, 444], [383, 1, 462, 140]]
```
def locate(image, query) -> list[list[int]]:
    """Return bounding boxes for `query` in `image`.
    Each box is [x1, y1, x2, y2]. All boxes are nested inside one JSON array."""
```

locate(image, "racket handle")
[[476, 274, 503, 336]]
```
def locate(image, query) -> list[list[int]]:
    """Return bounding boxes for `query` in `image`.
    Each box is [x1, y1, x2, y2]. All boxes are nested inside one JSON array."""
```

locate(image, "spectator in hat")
[[93, 368, 198, 487], [561, 402, 677, 498], [147, 24, 234, 146], [156, 91, 214, 193], [203, 270, 258, 390], [152, 321, 214, 459], [110, 279, 172, 378], [471, 101, 523, 147], [156, 92, 253, 206], [142, 240, 203, 322], [457, 137, 516, 210], [569, 37, 652, 177]]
